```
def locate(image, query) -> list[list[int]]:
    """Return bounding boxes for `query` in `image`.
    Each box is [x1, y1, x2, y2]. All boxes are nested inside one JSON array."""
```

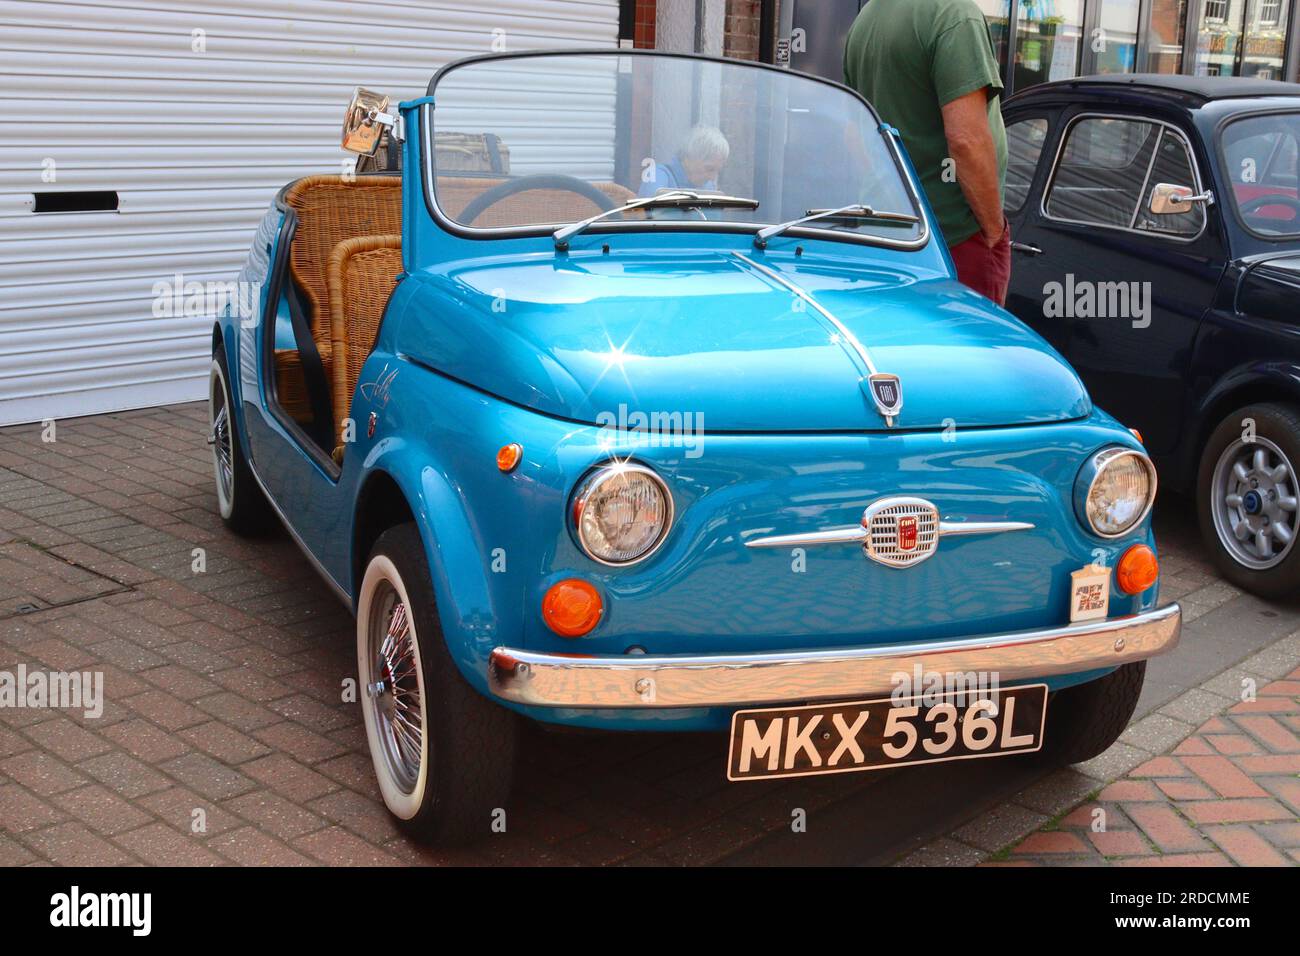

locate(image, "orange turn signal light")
[[1129, 428, 1144, 444], [497, 443, 522, 473], [542, 578, 603, 637], [1116, 543, 1159, 595]]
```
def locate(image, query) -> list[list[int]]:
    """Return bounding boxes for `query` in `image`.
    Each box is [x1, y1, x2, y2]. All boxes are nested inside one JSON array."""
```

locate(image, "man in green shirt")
[[843, 0, 1011, 304]]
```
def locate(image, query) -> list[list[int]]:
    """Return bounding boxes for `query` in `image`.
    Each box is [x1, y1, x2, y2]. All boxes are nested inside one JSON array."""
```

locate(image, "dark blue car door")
[[1005, 106, 1227, 459]]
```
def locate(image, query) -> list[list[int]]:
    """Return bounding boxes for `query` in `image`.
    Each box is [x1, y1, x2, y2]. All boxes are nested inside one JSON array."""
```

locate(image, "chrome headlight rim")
[[1076, 445, 1158, 539], [570, 461, 674, 567]]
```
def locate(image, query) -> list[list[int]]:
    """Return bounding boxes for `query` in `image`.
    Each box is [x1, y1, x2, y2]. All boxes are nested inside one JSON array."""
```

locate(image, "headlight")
[[571, 463, 673, 565], [1077, 447, 1157, 538]]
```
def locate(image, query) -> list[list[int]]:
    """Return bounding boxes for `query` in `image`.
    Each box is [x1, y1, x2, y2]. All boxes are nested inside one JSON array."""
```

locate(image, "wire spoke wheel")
[[365, 584, 426, 794], [209, 368, 234, 510], [1211, 436, 1298, 570]]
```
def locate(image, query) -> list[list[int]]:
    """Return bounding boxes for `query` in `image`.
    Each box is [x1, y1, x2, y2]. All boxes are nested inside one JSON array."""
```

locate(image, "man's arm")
[[941, 88, 1006, 246]]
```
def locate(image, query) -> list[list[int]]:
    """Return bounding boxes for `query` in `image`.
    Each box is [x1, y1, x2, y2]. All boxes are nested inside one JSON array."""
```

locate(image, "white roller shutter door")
[[0, 0, 620, 425]]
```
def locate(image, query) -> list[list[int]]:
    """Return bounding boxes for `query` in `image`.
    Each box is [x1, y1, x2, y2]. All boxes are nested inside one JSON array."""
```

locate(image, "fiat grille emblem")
[[861, 497, 939, 568]]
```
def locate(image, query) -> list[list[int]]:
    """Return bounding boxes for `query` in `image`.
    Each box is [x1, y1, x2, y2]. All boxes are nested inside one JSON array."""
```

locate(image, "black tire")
[[1040, 661, 1146, 765], [209, 347, 272, 535], [1196, 402, 1300, 598], [357, 523, 516, 845]]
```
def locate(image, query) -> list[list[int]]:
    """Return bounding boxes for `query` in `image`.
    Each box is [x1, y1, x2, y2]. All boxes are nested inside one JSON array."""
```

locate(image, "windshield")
[[1220, 112, 1300, 239], [426, 52, 924, 246]]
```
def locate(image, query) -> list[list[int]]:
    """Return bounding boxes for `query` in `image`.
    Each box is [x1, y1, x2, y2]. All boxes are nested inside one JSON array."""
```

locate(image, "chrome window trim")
[[1039, 111, 1208, 244], [570, 462, 675, 567], [418, 75, 933, 252]]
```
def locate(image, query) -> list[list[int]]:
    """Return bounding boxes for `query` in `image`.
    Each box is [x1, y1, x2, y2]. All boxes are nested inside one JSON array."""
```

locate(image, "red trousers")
[[949, 222, 1011, 306]]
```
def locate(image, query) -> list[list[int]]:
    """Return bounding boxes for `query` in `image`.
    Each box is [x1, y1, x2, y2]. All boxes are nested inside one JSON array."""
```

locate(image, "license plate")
[[727, 684, 1048, 781]]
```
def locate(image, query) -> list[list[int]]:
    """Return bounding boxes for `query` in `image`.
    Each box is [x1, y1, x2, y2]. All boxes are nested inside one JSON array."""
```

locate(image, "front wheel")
[[1040, 661, 1146, 765], [357, 524, 516, 844], [1197, 402, 1300, 597]]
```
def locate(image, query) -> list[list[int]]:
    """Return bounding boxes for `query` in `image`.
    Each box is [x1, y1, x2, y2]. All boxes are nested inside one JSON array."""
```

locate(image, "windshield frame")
[[419, 49, 931, 251], [1215, 106, 1300, 244]]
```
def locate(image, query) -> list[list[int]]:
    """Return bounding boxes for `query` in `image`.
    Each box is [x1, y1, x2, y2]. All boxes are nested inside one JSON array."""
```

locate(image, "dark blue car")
[[1004, 74, 1300, 598]]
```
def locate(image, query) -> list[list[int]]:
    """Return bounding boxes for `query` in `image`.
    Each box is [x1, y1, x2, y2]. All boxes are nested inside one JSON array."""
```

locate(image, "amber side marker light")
[[1116, 543, 1159, 595], [497, 443, 522, 473], [1129, 428, 1144, 444], [542, 579, 603, 637]]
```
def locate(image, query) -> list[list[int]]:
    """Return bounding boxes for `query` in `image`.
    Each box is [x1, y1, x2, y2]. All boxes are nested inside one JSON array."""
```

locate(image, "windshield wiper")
[[553, 189, 760, 250], [753, 204, 921, 249]]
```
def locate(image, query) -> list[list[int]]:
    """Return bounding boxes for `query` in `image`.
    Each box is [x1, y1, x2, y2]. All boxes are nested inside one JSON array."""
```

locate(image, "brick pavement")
[[991, 671, 1300, 866], [1, 403, 1296, 866]]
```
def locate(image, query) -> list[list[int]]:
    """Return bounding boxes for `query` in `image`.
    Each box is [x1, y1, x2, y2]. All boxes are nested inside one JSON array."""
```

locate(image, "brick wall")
[[634, 0, 656, 48], [724, 0, 763, 60]]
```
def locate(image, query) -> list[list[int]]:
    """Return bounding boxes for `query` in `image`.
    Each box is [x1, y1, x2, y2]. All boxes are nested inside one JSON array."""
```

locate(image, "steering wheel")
[[457, 174, 618, 226], [1239, 193, 1300, 218]]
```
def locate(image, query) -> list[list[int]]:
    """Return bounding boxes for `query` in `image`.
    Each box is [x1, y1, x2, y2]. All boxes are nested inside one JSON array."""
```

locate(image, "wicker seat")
[[327, 235, 404, 458], [273, 175, 402, 426]]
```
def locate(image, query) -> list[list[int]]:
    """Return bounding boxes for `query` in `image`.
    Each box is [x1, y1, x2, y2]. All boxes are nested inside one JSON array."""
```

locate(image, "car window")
[[1005, 117, 1049, 214], [1134, 130, 1205, 237], [1045, 117, 1160, 228], [1220, 112, 1300, 238]]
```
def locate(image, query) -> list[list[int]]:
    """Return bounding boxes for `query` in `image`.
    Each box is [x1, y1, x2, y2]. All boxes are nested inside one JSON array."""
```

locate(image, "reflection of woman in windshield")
[[639, 126, 730, 196]]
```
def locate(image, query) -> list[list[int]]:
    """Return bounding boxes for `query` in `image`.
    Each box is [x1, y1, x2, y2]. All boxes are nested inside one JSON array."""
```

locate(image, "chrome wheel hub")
[[365, 591, 423, 793], [1211, 437, 1298, 570]]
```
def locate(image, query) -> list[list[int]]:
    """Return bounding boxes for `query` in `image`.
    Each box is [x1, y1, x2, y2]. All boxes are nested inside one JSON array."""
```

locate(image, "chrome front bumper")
[[488, 604, 1181, 709]]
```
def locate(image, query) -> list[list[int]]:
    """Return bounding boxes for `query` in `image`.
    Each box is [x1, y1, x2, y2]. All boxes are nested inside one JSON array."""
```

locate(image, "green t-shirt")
[[843, 0, 1008, 246]]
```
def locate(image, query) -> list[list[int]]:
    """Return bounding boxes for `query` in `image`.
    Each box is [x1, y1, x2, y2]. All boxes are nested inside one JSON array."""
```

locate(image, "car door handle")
[[1011, 241, 1043, 256]]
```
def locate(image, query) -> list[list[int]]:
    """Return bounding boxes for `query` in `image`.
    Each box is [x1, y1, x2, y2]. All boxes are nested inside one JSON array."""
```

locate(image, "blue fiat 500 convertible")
[[210, 50, 1181, 843]]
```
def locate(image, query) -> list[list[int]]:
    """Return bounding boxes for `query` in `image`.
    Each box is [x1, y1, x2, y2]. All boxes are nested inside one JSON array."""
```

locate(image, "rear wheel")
[[357, 524, 516, 844], [1197, 402, 1300, 597], [1040, 662, 1146, 765], [209, 349, 271, 534]]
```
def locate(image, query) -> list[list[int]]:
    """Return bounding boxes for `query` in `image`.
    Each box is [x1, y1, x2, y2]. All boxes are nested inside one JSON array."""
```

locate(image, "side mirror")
[[342, 87, 398, 155], [1149, 182, 1213, 215]]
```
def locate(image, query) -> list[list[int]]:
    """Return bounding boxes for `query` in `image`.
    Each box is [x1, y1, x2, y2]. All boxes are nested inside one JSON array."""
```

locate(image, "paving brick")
[[111, 822, 224, 866], [1179, 798, 1293, 824], [241, 754, 336, 802], [0, 784, 65, 831], [294, 826, 404, 866], [1087, 828, 1150, 857], [24, 821, 137, 866], [1204, 825, 1292, 866], [1010, 831, 1092, 855], [0, 751, 86, 795], [22, 716, 114, 762], [222, 790, 327, 840], [52, 784, 153, 835], [1125, 803, 1209, 853], [1235, 715, 1300, 753], [159, 752, 257, 800], [101, 718, 191, 763], [78, 751, 172, 798], [1180, 754, 1269, 798], [208, 826, 316, 866], [179, 721, 271, 764]]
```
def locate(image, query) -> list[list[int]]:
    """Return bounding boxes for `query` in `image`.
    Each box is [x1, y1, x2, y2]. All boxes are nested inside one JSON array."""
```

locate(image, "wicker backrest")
[[327, 235, 404, 451], [283, 175, 402, 350], [435, 177, 638, 226]]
